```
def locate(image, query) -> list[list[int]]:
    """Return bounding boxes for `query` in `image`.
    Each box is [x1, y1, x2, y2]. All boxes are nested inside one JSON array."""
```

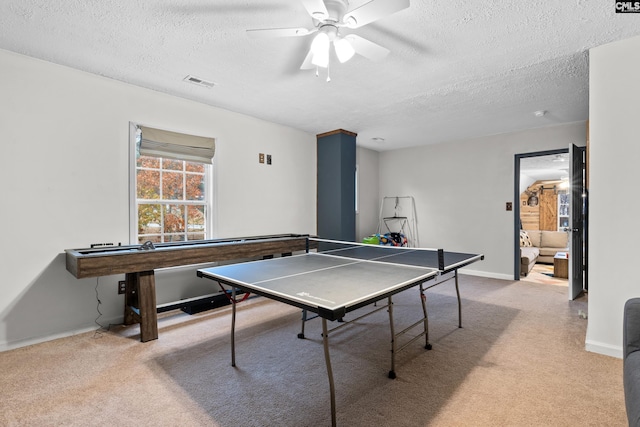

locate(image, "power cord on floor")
[[93, 277, 122, 339]]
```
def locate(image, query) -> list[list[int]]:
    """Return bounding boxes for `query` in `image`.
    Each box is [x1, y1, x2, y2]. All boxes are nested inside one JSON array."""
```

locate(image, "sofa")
[[624, 298, 640, 426], [519, 229, 569, 276]]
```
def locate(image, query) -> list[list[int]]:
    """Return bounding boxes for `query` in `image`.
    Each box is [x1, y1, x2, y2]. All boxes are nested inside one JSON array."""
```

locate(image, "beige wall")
[[378, 122, 586, 278], [0, 49, 316, 350], [356, 147, 380, 241], [587, 34, 640, 357]]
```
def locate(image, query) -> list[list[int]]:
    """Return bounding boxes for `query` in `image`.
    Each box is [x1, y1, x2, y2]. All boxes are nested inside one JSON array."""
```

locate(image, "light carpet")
[[0, 276, 625, 426]]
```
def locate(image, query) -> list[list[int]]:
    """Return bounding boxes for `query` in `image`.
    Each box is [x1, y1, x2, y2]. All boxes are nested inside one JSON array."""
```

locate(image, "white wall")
[[587, 34, 640, 357], [0, 49, 316, 350], [4, 32, 631, 357], [356, 147, 380, 241], [519, 173, 536, 195], [378, 122, 586, 278]]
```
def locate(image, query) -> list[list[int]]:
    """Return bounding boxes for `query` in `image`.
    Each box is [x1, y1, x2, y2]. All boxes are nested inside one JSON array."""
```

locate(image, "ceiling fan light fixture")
[[247, 0, 411, 79], [311, 32, 329, 55], [334, 37, 355, 63], [312, 50, 330, 68], [311, 32, 330, 68]]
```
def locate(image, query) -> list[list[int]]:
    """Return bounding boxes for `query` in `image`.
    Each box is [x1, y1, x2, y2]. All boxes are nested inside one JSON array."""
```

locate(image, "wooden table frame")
[[66, 234, 311, 342]]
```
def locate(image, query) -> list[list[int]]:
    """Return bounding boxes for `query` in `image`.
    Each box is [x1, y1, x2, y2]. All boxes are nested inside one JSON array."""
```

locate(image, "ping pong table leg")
[[231, 287, 237, 367], [455, 271, 462, 328], [322, 318, 337, 427], [419, 284, 432, 350], [298, 309, 307, 339], [387, 296, 397, 379]]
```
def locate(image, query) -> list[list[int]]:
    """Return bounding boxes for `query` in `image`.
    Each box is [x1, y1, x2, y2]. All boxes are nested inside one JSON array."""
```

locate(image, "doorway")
[[514, 148, 588, 299]]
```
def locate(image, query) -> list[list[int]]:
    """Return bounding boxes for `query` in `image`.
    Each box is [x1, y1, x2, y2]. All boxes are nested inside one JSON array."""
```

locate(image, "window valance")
[[138, 125, 215, 164]]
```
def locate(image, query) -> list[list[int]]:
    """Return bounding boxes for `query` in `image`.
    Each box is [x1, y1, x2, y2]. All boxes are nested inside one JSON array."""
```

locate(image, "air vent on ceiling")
[[183, 75, 215, 88]]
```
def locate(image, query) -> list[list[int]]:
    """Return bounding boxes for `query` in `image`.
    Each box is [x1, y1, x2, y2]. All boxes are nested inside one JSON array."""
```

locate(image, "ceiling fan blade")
[[247, 27, 314, 38], [344, 34, 390, 61], [300, 0, 329, 20], [300, 49, 315, 70], [343, 0, 410, 28]]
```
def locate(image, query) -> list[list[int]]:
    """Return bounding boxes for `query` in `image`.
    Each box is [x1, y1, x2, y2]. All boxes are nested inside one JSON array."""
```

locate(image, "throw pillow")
[[520, 230, 532, 247]]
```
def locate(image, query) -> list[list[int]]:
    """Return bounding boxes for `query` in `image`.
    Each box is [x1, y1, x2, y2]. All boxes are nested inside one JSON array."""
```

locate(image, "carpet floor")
[[0, 276, 625, 426]]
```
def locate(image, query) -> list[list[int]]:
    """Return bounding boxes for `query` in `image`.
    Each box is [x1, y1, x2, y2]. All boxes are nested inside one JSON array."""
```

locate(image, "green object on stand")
[[362, 235, 379, 245]]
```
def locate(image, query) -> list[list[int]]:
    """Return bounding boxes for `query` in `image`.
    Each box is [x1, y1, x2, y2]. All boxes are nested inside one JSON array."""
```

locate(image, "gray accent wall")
[[317, 131, 356, 241]]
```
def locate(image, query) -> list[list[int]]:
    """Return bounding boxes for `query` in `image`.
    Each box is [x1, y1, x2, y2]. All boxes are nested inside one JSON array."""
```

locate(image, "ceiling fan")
[[247, 0, 410, 79]]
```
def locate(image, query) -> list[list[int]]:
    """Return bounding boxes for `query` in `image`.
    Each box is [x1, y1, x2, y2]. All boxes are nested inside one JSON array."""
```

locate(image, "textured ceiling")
[[521, 152, 570, 181], [1, 1, 639, 151]]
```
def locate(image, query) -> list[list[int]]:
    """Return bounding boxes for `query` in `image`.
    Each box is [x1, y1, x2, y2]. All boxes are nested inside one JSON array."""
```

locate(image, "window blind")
[[138, 125, 215, 164]]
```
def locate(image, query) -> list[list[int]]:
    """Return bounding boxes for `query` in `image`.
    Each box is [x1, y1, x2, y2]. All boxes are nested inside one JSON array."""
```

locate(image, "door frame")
[[513, 148, 569, 280]]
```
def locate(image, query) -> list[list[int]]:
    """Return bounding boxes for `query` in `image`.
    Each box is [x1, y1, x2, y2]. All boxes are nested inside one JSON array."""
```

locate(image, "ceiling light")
[[334, 37, 355, 63], [311, 32, 330, 55], [311, 32, 330, 68], [372, 137, 385, 143], [312, 49, 329, 68], [534, 110, 546, 117]]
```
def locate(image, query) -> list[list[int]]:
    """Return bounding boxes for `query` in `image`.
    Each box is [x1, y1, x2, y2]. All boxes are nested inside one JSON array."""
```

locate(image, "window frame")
[[128, 122, 217, 244]]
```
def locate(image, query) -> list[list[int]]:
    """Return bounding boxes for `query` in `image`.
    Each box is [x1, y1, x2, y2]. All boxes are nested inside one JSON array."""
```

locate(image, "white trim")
[[209, 148, 218, 238], [129, 122, 138, 244], [585, 340, 623, 359], [0, 317, 122, 353], [458, 269, 514, 281]]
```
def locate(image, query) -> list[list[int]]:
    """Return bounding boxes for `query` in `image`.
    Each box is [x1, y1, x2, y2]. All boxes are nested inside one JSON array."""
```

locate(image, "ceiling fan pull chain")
[[315, 66, 319, 77], [327, 62, 331, 82]]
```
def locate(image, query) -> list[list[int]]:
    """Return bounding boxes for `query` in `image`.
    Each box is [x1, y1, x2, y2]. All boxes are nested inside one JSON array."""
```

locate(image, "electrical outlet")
[[118, 280, 126, 294], [259, 153, 265, 163]]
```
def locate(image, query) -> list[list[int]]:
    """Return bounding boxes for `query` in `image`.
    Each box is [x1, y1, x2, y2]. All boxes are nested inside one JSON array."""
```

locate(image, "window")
[[130, 124, 215, 244], [558, 190, 570, 230]]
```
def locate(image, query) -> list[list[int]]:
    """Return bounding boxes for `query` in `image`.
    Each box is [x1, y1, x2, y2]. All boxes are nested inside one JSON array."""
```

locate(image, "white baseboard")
[[459, 269, 514, 281], [585, 339, 623, 359], [0, 315, 123, 353]]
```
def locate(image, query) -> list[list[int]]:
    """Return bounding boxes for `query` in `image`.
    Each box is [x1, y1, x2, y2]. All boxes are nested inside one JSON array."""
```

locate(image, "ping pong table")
[[197, 238, 483, 426]]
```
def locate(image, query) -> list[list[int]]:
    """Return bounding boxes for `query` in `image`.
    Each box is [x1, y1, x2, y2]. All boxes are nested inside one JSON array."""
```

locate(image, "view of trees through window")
[[136, 156, 207, 243]]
